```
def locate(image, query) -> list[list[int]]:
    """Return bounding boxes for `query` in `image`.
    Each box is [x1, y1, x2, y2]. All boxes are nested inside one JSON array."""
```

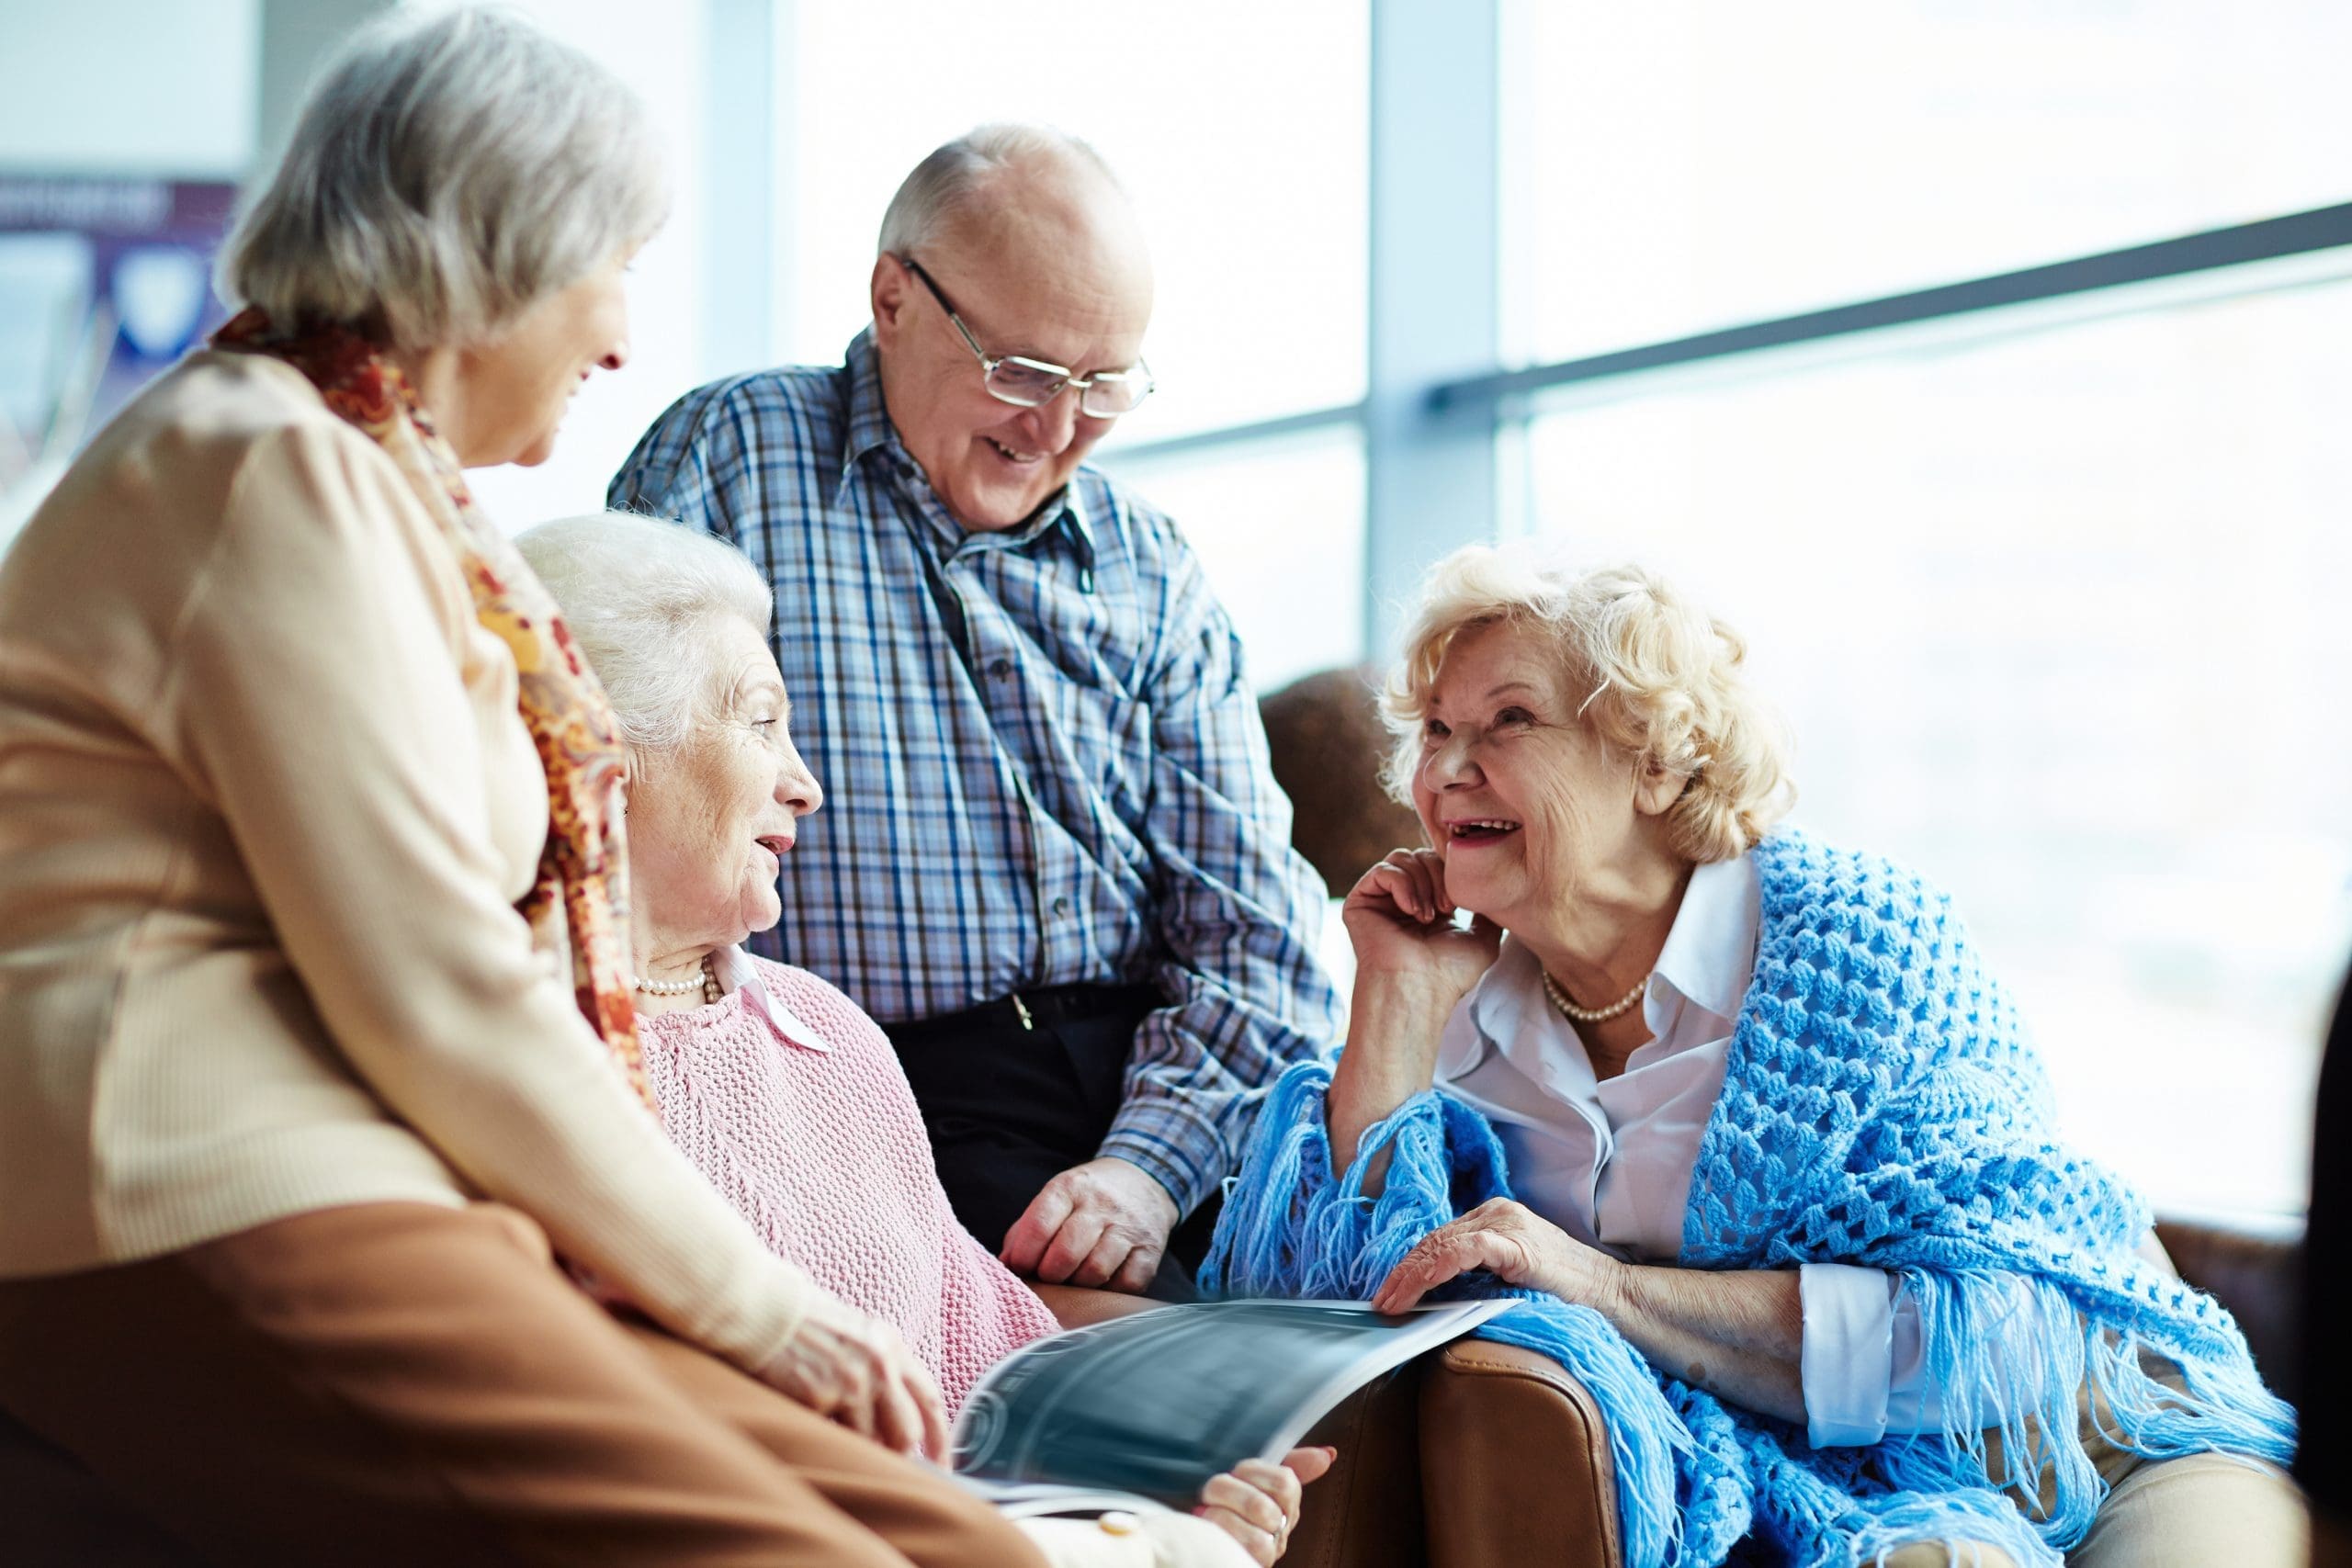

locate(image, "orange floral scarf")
[[212, 309, 656, 1113]]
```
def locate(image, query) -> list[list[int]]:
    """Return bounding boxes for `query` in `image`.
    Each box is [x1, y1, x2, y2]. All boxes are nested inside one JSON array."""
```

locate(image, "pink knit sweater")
[[637, 954, 1061, 1413]]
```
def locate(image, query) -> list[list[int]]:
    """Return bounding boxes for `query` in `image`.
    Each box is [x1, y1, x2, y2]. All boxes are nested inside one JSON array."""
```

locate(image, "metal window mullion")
[[1436, 201, 2352, 417], [1363, 0, 1504, 658]]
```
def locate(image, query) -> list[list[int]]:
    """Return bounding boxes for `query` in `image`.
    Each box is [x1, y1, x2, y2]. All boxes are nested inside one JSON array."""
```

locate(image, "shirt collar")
[[834, 327, 1096, 570], [708, 945, 830, 1053], [1447, 936, 1561, 1082], [1452, 851, 1759, 1074], [838, 327, 903, 480], [1646, 852, 1760, 1032]]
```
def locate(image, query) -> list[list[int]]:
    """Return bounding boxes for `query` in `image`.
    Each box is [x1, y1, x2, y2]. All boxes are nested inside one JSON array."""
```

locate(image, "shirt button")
[[1052, 896, 1071, 918], [989, 658, 1012, 680]]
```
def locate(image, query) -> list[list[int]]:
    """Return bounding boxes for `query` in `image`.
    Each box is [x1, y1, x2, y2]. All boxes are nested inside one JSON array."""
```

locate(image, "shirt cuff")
[[1096, 1115, 1219, 1218], [1799, 1262, 1897, 1448]]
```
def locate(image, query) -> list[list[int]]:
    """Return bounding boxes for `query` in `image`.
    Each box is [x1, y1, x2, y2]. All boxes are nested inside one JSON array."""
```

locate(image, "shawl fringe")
[[1206, 1057, 2291, 1568]]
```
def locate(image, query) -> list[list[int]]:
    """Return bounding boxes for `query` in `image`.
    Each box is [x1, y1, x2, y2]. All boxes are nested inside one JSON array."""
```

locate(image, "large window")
[[1502, 2, 2352, 363]]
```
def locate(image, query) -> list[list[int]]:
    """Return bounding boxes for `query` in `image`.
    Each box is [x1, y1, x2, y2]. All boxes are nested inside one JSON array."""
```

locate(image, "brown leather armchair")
[[2154, 1213, 2302, 1405]]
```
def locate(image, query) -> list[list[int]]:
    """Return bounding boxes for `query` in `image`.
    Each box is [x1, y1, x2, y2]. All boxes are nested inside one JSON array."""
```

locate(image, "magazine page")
[[950, 1298, 1512, 1509], [950, 1477, 1175, 1521]]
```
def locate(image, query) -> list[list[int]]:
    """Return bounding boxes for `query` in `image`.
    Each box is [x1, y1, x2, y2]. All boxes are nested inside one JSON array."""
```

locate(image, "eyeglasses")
[[899, 255, 1154, 419]]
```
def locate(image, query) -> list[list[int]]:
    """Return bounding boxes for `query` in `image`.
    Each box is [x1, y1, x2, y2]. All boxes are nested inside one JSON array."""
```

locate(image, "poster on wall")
[[1, 175, 239, 544]]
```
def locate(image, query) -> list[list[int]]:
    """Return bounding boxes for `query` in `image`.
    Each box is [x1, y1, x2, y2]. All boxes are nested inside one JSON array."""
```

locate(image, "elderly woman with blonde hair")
[[0, 10, 1039, 1565], [1207, 546, 2301, 1568]]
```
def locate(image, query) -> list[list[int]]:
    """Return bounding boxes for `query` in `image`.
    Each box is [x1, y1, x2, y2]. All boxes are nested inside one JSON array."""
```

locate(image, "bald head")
[[936, 166, 1152, 344], [881, 127, 1136, 254], [868, 125, 1157, 534]]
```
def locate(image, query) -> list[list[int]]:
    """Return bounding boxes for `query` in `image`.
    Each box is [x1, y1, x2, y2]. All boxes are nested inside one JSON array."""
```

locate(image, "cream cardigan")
[[0, 352, 814, 1378]]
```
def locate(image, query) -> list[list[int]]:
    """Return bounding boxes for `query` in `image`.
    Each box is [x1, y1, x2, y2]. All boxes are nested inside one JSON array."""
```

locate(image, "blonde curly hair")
[[1380, 547, 1794, 863]]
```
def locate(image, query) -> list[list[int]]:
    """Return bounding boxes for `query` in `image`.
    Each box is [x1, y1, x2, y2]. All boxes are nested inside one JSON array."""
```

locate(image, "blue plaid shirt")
[[608, 332, 1343, 1213]]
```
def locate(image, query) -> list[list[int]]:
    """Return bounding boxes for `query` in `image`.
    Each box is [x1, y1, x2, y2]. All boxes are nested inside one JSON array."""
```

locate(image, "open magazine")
[[949, 1298, 1513, 1518]]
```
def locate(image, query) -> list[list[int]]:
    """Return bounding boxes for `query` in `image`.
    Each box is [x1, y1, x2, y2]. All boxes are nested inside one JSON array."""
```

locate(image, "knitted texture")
[[1206, 829, 2294, 1568], [639, 957, 1061, 1413]]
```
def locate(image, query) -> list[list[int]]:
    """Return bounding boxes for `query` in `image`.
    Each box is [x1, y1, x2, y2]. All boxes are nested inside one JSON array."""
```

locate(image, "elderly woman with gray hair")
[[1207, 547, 2302, 1568], [0, 10, 1040, 1566], [515, 511, 1331, 1568]]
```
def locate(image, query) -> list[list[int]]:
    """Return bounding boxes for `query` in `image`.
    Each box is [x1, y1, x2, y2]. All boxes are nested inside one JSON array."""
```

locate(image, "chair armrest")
[[1419, 1340, 1621, 1568], [1288, 1364, 1427, 1568], [2153, 1214, 2304, 1402]]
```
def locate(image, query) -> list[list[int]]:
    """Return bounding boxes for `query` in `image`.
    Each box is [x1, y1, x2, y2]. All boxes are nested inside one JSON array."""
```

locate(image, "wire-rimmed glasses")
[[900, 255, 1154, 419]]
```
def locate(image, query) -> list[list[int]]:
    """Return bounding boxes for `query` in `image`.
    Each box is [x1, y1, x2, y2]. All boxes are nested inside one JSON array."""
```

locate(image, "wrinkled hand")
[[758, 1289, 950, 1459], [1370, 1198, 1623, 1316], [1197, 1446, 1335, 1566], [1001, 1156, 1181, 1294], [1342, 848, 1501, 1004]]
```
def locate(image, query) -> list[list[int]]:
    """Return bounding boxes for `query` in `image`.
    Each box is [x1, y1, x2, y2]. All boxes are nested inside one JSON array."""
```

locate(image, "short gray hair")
[[1382, 547, 1795, 864], [219, 6, 667, 352], [876, 123, 1119, 256], [514, 513, 774, 757]]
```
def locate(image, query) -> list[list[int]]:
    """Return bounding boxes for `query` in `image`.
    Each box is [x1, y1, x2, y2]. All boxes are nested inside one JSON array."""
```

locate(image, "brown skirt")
[[0, 1200, 1045, 1568]]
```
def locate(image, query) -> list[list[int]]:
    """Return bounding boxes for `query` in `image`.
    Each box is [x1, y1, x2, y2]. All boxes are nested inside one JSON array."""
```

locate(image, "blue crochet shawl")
[[1204, 830, 2293, 1568]]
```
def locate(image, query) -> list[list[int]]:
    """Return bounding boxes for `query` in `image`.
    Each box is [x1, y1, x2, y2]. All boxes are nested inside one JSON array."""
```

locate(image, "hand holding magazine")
[[950, 1297, 1512, 1517]]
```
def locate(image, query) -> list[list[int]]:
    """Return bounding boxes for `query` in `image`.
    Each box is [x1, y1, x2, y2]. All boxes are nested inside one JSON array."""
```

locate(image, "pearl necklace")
[[634, 953, 718, 1000], [1540, 967, 1648, 1024]]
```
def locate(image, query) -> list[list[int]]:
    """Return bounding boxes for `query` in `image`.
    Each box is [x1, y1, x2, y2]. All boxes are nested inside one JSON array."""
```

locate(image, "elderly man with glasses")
[[611, 125, 1341, 1302]]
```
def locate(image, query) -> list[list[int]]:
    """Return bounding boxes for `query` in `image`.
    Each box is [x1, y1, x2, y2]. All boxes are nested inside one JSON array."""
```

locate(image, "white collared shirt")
[[1431, 854, 1949, 1448]]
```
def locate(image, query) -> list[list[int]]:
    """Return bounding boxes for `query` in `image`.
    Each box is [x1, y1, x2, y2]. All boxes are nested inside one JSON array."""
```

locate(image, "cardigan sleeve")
[[163, 422, 820, 1379]]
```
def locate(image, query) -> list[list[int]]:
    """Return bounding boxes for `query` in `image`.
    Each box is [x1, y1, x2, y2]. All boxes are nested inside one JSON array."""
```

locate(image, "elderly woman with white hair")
[[0, 11, 1039, 1566], [514, 511, 1332, 1568], [1207, 547, 2303, 1568]]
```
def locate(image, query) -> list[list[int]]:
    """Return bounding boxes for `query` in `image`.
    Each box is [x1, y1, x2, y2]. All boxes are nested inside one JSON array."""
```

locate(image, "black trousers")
[[884, 985, 1220, 1303]]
